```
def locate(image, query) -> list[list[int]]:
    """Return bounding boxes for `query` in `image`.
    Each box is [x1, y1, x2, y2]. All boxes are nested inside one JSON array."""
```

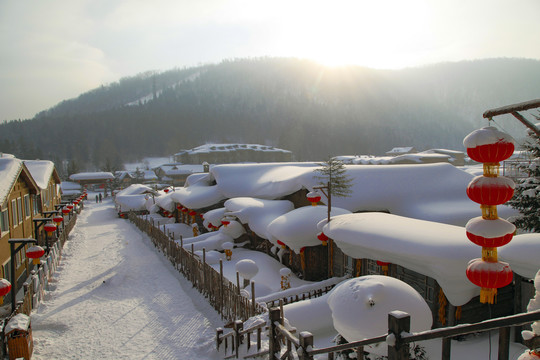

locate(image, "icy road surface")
[[32, 197, 222, 359]]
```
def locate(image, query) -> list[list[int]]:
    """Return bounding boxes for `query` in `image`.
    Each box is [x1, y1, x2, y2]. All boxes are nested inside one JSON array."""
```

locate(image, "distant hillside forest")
[[1, 57, 540, 177]]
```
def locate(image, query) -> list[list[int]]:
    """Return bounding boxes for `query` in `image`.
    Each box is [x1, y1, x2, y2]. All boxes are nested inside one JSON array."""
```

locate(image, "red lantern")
[[317, 232, 328, 246], [276, 240, 286, 249], [176, 204, 182, 210], [164, 188, 170, 193], [53, 215, 63, 225], [307, 191, 322, 206], [0, 279, 11, 305], [221, 219, 230, 226], [465, 217, 515, 248], [163, 211, 169, 216], [181, 208, 189, 213], [44, 223, 57, 236], [26, 245, 45, 265], [67, 204, 74, 210], [73, 200, 79, 205], [466, 259, 513, 304], [300, 247, 305, 253], [62, 207, 70, 215], [189, 210, 197, 217], [463, 126, 515, 164], [466, 176, 515, 205]]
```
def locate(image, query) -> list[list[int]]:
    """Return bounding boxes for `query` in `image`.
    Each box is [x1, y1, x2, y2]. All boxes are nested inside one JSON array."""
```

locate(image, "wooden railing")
[[217, 307, 540, 360], [264, 285, 335, 309], [128, 212, 267, 322]]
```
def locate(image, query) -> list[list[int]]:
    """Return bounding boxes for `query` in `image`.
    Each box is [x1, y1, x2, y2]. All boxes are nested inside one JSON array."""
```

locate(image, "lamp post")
[[8, 238, 37, 313]]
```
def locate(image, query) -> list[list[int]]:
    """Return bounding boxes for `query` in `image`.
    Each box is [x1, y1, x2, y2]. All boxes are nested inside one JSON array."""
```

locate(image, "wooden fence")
[[217, 307, 540, 360], [128, 213, 267, 322]]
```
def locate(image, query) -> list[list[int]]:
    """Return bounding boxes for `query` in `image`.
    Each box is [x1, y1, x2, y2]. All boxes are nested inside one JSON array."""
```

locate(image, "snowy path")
[[32, 198, 223, 359]]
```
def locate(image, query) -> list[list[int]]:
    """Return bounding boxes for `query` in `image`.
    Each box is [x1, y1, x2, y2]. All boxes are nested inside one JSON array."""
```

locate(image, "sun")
[[273, 0, 433, 69]]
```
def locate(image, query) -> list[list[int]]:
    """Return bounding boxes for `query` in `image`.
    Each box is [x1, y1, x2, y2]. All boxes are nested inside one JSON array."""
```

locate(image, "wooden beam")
[[483, 99, 540, 118], [511, 111, 540, 137]]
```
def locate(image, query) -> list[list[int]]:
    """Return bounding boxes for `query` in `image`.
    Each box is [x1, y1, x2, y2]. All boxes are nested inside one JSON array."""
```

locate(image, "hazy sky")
[[1, 0, 539, 121]]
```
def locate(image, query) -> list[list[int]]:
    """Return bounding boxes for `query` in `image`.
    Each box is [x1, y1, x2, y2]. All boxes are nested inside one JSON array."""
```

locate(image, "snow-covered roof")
[[156, 163, 206, 176], [175, 143, 291, 156], [143, 170, 158, 180], [69, 172, 115, 181], [322, 212, 539, 306], [24, 160, 58, 190], [178, 162, 516, 226], [386, 146, 416, 154], [0, 153, 15, 158], [0, 157, 23, 207], [116, 184, 156, 196]]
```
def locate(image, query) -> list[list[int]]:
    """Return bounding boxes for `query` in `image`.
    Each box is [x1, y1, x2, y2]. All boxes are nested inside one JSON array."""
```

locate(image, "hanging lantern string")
[[489, 117, 522, 142]]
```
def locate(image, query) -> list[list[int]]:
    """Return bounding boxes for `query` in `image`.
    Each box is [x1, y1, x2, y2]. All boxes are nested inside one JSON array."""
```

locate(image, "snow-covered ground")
[[31, 195, 224, 360]]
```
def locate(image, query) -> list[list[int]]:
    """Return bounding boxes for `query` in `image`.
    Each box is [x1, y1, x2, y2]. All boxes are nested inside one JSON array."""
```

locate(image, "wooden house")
[[0, 157, 40, 292]]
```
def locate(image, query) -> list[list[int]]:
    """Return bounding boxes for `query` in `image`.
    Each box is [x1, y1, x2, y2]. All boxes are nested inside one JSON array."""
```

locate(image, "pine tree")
[[314, 157, 353, 198], [508, 117, 540, 232]]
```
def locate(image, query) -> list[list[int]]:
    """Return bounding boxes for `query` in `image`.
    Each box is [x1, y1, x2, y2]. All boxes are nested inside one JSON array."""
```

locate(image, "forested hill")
[[1, 57, 539, 176]]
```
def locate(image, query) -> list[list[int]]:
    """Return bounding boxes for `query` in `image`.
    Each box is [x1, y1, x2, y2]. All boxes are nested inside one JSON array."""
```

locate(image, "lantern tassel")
[[438, 288, 447, 325], [480, 287, 497, 304], [33, 258, 40, 265]]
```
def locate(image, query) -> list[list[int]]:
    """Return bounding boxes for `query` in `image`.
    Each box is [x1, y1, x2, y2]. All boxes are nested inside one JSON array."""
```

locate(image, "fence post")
[[498, 327, 510, 360], [387, 311, 410, 360], [220, 260, 224, 318], [299, 331, 314, 360], [234, 320, 243, 358], [216, 327, 223, 351], [268, 307, 281, 359], [251, 281, 256, 316]]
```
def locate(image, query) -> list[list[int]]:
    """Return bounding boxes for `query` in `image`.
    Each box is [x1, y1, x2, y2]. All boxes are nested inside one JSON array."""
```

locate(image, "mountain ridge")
[[1, 57, 539, 176]]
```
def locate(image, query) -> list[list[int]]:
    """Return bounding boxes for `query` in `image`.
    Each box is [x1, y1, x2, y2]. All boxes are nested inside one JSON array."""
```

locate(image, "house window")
[[32, 195, 40, 215], [11, 199, 18, 227], [17, 198, 23, 224], [24, 195, 31, 218], [0, 209, 9, 235]]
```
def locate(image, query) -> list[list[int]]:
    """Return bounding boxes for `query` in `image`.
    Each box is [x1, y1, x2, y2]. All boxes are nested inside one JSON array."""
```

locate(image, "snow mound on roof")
[[212, 162, 317, 199], [172, 184, 225, 210], [328, 275, 432, 356], [324, 212, 480, 305], [225, 197, 294, 240], [267, 205, 351, 252]]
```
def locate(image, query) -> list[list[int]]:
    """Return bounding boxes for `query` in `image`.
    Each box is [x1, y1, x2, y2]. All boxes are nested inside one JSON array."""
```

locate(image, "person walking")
[[95, 195, 99, 203], [99, 193, 102, 203]]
